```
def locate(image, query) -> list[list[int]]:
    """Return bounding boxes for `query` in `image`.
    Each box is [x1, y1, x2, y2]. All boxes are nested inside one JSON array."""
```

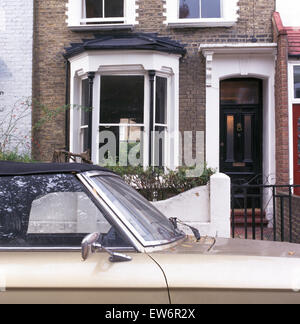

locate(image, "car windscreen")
[[90, 175, 185, 245]]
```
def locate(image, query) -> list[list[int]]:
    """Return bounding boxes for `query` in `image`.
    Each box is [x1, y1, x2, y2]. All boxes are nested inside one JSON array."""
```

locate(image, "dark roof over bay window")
[[64, 33, 186, 59]]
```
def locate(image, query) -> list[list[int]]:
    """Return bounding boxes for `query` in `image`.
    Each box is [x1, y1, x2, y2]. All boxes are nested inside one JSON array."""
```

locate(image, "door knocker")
[[237, 123, 243, 133]]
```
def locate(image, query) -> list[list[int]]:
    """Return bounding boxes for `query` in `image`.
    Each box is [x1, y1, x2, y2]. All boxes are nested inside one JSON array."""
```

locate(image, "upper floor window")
[[67, 0, 137, 31], [165, 0, 239, 28], [179, 0, 221, 19], [83, 0, 125, 24]]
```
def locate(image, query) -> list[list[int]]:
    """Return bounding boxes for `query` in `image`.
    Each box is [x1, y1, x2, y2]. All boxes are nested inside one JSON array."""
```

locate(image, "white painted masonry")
[[200, 43, 277, 222], [153, 173, 231, 238], [0, 0, 33, 153]]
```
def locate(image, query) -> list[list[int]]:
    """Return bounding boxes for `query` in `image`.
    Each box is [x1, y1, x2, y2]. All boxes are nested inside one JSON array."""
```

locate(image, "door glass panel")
[[226, 115, 234, 161], [221, 80, 260, 105], [100, 76, 144, 124], [179, 0, 200, 19], [244, 115, 252, 161], [201, 0, 221, 18]]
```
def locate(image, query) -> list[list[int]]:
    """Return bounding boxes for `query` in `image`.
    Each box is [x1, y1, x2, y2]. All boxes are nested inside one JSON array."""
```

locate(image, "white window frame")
[[164, 0, 239, 28], [81, 0, 126, 25], [178, 0, 223, 20], [66, 0, 138, 31]]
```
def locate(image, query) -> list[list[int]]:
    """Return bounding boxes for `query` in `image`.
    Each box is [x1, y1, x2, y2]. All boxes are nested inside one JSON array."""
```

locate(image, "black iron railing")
[[231, 184, 300, 243]]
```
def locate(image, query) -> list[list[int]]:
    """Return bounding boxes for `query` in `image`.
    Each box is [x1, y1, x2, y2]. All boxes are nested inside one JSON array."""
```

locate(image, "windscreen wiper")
[[169, 217, 201, 241]]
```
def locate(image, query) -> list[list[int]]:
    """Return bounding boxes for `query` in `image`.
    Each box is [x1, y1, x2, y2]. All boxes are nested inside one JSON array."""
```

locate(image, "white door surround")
[[200, 43, 277, 185]]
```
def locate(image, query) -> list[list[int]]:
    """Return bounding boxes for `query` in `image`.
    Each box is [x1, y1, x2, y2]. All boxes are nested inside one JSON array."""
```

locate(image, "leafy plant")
[[106, 165, 215, 201]]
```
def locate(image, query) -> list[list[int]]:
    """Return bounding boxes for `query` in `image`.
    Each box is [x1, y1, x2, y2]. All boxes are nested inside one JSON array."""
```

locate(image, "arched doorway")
[[220, 78, 263, 185]]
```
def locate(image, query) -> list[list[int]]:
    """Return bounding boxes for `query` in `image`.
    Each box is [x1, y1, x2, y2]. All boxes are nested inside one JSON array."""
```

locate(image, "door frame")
[[219, 78, 263, 184]]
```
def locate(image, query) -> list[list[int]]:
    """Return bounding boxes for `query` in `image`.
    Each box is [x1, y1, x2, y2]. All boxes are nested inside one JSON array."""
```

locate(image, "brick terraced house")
[[31, 0, 279, 189]]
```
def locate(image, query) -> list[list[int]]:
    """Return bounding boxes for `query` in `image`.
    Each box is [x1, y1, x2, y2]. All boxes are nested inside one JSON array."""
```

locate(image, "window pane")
[[0, 174, 131, 247], [156, 77, 167, 124], [179, 0, 200, 19], [201, 0, 221, 18], [99, 126, 144, 166], [86, 0, 103, 18], [81, 79, 89, 126], [294, 66, 300, 99], [81, 128, 89, 152], [100, 76, 144, 124], [154, 126, 166, 167], [105, 0, 124, 17], [221, 79, 260, 105]]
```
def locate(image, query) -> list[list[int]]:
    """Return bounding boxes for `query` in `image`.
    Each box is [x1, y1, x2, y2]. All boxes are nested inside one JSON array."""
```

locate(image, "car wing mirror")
[[81, 232, 132, 263]]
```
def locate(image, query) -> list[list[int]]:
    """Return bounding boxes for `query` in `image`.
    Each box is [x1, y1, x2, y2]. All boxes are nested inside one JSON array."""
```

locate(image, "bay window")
[[66, 34, 184, 169]]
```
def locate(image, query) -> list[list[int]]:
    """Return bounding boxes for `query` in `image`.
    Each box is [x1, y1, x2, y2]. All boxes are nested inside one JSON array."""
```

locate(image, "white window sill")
[[68, 24, 134, 32], [166, 19, 236, 28]]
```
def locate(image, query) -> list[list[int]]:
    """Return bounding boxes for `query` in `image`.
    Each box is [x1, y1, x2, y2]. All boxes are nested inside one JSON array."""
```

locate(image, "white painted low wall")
[[153, 173, 231, 238]]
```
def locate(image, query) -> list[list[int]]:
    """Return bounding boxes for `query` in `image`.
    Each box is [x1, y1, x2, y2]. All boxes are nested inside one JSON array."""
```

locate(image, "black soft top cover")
[[0, 161, 110, 176]]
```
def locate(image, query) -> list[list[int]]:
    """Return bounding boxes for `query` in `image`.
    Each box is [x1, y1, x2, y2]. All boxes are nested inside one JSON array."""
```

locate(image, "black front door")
[[220, 79, 262, 185]]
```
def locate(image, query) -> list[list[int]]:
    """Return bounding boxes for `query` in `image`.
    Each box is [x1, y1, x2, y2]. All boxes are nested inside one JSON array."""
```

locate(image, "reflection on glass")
[[179, 0, 200, 19], [81, 79, 90, 126], [85, 0, 124, 18], [294, 66, 300, 99], [221, 79, 260, 105], [154, 126, 166, 167], [201, 0, 221, 18], [156, 77, 167, 124], [99, 126, 143, 166], [100, 76, 144, 124], [105, 0, 124, 17], [86, 0, 103, 18], [244, 115, 252, 161], [226, 115, 234, 162]]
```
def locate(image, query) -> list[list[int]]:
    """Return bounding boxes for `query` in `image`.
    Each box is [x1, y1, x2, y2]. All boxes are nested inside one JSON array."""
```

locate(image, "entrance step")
[[231, 209, 268, 227]]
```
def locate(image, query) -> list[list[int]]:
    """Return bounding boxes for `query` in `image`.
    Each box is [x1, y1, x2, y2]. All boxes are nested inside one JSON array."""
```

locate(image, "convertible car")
[[0, 161, 300, 304]]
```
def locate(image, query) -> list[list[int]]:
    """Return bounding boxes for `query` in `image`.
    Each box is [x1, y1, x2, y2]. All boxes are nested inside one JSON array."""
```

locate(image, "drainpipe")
[[65, 59, 70, 157]]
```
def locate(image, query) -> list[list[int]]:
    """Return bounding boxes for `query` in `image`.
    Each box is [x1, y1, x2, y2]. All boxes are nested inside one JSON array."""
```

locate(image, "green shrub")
[[106, 165, 215, 201], [0, 151, 36, 163]]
